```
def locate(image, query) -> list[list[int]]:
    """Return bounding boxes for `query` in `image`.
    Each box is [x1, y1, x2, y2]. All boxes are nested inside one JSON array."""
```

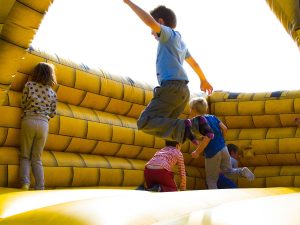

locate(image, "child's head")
[[32, 62, 57, 86], [189, 97, 208, 116], [227, 144, 239, 160], [150, 6, 177, 28], [165, 140, 180, 149]]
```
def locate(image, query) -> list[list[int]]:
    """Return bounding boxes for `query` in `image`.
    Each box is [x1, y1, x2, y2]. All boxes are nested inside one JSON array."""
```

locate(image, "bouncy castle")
[[0, 0, 300, 224]]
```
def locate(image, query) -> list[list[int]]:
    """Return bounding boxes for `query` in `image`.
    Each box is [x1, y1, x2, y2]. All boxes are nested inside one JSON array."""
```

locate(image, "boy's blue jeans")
[[137, 80, 189, 143]]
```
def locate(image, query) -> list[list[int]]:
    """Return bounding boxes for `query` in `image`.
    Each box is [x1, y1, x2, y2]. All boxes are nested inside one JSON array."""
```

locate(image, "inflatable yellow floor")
[[1, 0, 300, 224]]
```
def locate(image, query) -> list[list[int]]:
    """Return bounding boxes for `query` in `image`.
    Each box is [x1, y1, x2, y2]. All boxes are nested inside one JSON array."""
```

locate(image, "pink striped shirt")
[[146, 146, 186, 190]]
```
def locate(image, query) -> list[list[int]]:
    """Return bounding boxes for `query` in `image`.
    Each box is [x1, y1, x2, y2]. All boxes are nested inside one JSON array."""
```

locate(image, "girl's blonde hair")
[[189, 97, 208, 115], [32, 62, 57, 86]]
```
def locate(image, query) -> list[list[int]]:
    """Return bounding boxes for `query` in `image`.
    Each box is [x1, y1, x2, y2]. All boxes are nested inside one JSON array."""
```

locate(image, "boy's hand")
[[123, 0, 130, 4], [200, 80, 213, 95]]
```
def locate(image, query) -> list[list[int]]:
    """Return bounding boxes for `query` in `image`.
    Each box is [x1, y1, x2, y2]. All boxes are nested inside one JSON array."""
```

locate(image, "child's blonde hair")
[[32, 62, 57, 86], [189, 97, 208, 115]]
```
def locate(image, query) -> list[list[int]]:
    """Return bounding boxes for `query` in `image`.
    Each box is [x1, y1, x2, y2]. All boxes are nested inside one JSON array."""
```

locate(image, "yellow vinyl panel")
[[296, 153, 300, 163], [10, 72, 27, 91], [18, 0, 52, 13], [72, 167, 99, 187], [134, 130, 155, 148], [56, 102, 73, 117], [280, 166, 300, 176], [0, 147, 18, 164], [266, 176, 294, 187], [105, 98, 132, 115], [7, 90, 20, 107], [51, 152, 85, 167], [265, 99, 294, 114], [86, 121, 112, 142], [0, 89, 9, 106], [266, 127, 296, 138], [238, 177, 265, 188], [0, 165, 8, 186], [100, 77, 123, 100], [127, 159, 146, 170], [0, 39, 26, 86], [239, 155, 268, 167], [295, 177, 300, 187], [118, 115, 136, 128], [116, 144, 142, 158], [214, 101, 238, 116], [18, 53, 45, 75], [123, 170, 144, 187], [75, 70, 100, 94], [3, 128, 19, 147], [91, 141, 121, 156], [1, 2, 43, 48], [112, 126, 134, 145], [208, 91, 228, 103], [185, 166, 202, 178], [68, 105, 99, 122], [123, 83, 145, 105], [280, 114, 300, 126], [42, 151, 58, 167], [50, 61, 75, 87], [94, 111, 122, 126], [251, 139, 278, 154], [238, 101, 265, 115], [105, 156, 132, 170], [59, 116, 87, 138], [44, 167, 73, 187], [253, 115, 282, 128], [136, 147, 157, 161], [80, 154, 109, 168], [0, 0, 15, 23], [0, 127, 8, 145], [65, 138, 97, 154], [7, 165, 18, 187], [56, 85, 86, 106], [144, 89, 153, 105], [80, 92, 110, 111], [153, 136, 165, 149], [225, 129, 240, 141], [124, 103, 144, 118], [279, 138, 300, 153], [48, 115, 59, 134], [238, 128, 267, 140], [266, 154, 297, 165], [194, 177, 206, 189], [295, 98, 300, 113], [44, 134, 72, 152], [225, 116, 254, 129], [254, 166, 281, 177], [0, 106, 21, 128], [99, 168, 123, 186]]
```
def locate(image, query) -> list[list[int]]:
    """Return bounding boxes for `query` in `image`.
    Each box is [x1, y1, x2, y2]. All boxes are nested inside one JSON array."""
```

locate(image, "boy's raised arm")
[[185, 56, 213, 95], [123, 0, 161, 34]]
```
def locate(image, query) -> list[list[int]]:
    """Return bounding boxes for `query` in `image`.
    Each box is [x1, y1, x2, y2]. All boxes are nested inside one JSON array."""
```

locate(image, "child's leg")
[[20, 118, 35, 187], [205, 152, 222, 189], [144, 168, 177, 192], [220, 148, 255, 181], [31, 119, 48, 190], [137, 81, 190, 143]]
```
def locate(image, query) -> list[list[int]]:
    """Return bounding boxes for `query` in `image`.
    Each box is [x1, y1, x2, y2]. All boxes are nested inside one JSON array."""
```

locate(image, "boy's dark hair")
[[227, 144, 239, 154], [150, 5, 177, 29], [165, 140, 179, 147], [32, 62, 57, 87]]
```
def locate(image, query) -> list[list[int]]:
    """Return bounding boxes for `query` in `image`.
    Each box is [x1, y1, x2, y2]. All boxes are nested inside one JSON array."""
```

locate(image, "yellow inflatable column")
[[0, 0, 51, 88], [266, 0, 300, 48]]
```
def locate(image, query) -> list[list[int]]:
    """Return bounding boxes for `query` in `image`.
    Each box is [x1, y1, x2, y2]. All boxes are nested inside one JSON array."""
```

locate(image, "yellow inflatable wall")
[[1, 1, 300, 224]]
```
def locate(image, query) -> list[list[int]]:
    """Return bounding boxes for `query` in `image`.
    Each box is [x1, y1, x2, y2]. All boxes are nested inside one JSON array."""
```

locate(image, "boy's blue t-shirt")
[[156, 25, 190, 85], [204, 115, 226, 158]]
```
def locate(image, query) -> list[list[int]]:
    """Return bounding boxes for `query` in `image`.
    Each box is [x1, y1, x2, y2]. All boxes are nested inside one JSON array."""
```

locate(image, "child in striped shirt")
[[144, 141, 186, 192]]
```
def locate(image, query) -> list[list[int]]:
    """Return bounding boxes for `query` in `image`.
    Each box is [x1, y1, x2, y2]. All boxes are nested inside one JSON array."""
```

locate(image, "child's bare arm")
[[185, 56, 213, 95], [219, 121, 227, 138], [191, 136, 211, 158], [123, 0, 161, 33]]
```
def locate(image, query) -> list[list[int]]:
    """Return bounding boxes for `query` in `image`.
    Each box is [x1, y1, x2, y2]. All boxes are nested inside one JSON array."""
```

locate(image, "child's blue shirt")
[[156, 25, 190, 85]]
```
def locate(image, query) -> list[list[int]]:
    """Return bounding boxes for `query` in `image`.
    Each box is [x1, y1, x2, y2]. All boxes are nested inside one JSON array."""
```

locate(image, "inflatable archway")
[[1, 1, 300, 224]]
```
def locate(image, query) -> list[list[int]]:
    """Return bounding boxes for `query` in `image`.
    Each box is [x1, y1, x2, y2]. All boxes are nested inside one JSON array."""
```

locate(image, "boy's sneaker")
[[146, 184, 161, 192], [241, 167, 255, 181], [183, 119, 199, 146], [136, 184, 145, 191], [21, 184, 30, 191]]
